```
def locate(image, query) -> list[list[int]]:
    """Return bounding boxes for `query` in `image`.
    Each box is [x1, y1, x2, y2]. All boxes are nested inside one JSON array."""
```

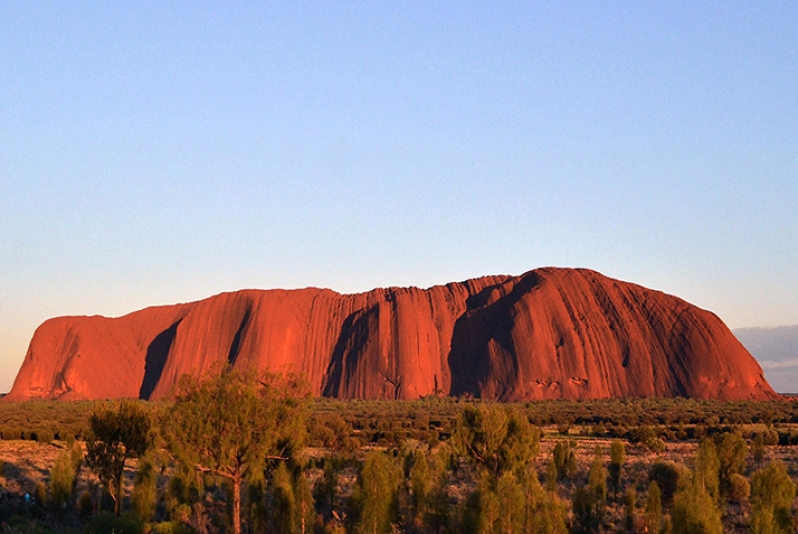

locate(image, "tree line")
[[1, 368, 796, 533]]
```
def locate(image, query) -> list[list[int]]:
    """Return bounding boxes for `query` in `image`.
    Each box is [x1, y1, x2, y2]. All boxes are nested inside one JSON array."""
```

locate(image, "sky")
[[1, 2, 797, 393], [735, 326, 798, 394]]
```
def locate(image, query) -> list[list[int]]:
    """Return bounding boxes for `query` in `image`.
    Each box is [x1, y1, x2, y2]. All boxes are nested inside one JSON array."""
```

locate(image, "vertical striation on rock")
[[5, 268, 778, 401]]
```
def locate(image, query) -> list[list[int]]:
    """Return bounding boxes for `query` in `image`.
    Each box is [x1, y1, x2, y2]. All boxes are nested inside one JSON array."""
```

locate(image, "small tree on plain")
[[161, 367, 308, 534], [352, 451, 400, 534], [409, 449, 432, 526], [750, 461, 795, 534], [85, 400, 152, 516], [609, 439, 626, 501], [50, 447, 77, 510], [644, 481, 662, 534]]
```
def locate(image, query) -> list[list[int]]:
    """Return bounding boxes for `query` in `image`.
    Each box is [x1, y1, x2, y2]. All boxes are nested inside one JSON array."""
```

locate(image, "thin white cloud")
[[759, 358, 798, 369]]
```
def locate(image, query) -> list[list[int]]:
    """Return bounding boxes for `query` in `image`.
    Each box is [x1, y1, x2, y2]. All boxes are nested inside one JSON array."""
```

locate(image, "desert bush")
[[648, 461, 681, 507], [751, 432, 766, 465], [629, 425, 656, 444], [645, 437, 666, 452], [764, 429, 779, 446], [0, 429, 20, 440], [34, 430, 54, 443], [727, 473, 750, 502]]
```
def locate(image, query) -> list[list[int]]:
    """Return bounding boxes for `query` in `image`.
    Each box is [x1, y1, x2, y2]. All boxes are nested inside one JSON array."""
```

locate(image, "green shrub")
[[1, 429, 21, 440], [645, 482, 662, 534], [727, 473, 750, 502], [50, 447, 77, 509], [648, 461, 681, 507], [630, 425, 657, 444], [132, 458, 157, 522], [83, 511, 144, 534], [751, 461, 795, 534], [645, 437, 666, 452], [552, 440, 577, 480]]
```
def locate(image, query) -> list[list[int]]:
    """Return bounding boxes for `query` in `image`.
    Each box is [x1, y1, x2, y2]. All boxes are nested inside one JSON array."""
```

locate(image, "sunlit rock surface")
[[6, 268, 778, 401]]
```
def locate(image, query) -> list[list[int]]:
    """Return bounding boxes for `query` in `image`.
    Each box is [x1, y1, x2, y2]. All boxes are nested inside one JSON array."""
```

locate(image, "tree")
[[648, 461, 683, 508], [85, 400, 152, 516], [552, 440, 577, 481], [132, 456, 157, 522], [672, 447, 723, 534], [716, 432, 747, 498], [671, 480, 722, 534], [572, 449, 608, 534], [609, 439, 626, 501], [272, 462, 296, 533], [451, 404, 539, 478], [545, 458, 558, 492], [352, 451, 400, 534], [409, 449, 432, 526], [525, 476, 568, 534], [644, 482, 662, 534], [751, 433, 766, 466], [428, 447, 451, 534], [494, 471, 525, 534], [50, 447, 77, 509], [694, 438, 720, 501], [161, 368, 308, 534], [293, 467, 315, 534], [623, 488, 636, 533], [750, 461, 795, 534]]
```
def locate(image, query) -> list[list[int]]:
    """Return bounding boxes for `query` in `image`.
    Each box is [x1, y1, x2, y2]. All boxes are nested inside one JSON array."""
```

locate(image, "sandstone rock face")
[[5, 268, 778, 401]]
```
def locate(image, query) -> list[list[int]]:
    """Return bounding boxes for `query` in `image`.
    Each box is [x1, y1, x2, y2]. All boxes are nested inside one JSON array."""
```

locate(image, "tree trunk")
[[301, 493, 306, 534], [115, 475, 123, 516], [233, 477, 242, 534]]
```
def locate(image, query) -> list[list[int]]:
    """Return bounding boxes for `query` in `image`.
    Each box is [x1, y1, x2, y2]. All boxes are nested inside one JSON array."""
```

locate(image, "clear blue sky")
[[2, 2, 797, 392]]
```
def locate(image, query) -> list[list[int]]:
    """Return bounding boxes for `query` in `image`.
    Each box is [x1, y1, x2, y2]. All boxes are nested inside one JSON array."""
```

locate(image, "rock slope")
[[5, 268, 777, 401]]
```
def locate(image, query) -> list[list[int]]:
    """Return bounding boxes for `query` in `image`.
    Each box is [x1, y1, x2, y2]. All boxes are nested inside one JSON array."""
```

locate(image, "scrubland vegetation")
[[1, 372, 797, 533]]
